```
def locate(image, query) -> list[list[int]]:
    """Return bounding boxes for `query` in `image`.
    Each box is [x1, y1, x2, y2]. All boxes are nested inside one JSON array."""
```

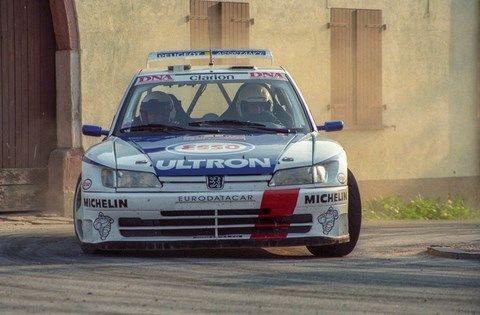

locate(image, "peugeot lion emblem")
[[206, 175, 224, 190]]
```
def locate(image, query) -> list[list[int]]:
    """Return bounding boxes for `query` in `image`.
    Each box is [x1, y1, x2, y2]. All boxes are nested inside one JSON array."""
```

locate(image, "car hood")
[[116, 133, 303, 176]]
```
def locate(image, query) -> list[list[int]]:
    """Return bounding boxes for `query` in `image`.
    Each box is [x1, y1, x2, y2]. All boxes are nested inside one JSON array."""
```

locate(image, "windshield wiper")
[[120, 123, 219, 133], [120, 123, 187, 133], [189, 119, 293, 133], [189, 119, 266, 127]]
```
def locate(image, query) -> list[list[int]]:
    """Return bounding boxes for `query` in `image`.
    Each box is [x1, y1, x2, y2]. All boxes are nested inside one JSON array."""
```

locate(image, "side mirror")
[[317, 120, 344, 132], [82, 125, 109, 137]]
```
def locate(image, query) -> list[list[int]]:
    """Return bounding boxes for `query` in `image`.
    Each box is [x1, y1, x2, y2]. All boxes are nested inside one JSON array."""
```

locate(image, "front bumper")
[[81, 236, 350, 251], [76, 186, 349, 248]]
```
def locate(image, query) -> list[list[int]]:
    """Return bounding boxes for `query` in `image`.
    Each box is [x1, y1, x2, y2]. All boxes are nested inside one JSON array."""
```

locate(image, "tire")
[[73, 175, 100, 254], [307, 169, 362, 257]]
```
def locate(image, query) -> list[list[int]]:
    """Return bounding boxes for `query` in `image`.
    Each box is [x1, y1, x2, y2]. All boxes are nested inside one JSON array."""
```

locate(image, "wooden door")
[[0, 0, 57, 212], [0, 0, 57, 169]]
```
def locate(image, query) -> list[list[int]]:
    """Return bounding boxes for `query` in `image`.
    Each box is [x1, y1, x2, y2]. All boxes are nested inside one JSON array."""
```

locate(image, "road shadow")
[[0, 232, 316, 267]]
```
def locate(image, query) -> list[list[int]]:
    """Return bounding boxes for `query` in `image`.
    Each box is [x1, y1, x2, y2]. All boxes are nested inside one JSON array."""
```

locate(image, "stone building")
[[0, 0, 478, 214]]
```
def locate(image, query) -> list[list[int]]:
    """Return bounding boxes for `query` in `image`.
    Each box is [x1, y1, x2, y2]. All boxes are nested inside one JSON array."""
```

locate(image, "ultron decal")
[[156, 158, 271, 170], [93, 212, 114, 240], [317, 207, 339, 235]]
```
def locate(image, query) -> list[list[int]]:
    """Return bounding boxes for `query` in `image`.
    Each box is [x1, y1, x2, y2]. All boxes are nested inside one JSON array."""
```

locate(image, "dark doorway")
[[0, 0, 57, 211]]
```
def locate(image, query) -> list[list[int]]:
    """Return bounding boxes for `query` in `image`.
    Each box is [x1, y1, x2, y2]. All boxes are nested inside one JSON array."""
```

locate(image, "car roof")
[[139, 66, 287, 76], [140, 49, 287, 76]]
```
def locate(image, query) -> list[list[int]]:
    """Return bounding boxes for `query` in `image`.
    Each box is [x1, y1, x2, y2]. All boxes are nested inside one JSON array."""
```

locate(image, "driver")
[[139, 91, 176, 125], [235, 84, 280, 124]]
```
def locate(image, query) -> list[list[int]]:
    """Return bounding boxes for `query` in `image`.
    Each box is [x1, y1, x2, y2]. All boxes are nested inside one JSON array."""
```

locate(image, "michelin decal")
[[93, 212, 114, 240], [318, 207, 339, 235], [304, 192, 348, 204]]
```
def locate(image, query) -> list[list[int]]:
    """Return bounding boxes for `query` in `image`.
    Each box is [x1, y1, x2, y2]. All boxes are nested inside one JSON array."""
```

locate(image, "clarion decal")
[[189, 74, 234, 81], [304, 192, 348, 204], [157, 158, 271, 170], [83, 198, 128, 208]]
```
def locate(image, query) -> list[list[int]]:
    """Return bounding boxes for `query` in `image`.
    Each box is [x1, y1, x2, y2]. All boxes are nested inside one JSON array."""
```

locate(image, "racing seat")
[[168, 94, 191, 125], [272, 102, 294, 128]]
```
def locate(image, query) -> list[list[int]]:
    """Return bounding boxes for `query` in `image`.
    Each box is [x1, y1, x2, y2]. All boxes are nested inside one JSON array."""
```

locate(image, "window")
[[190, 0, 250, 50], [330, 8, 383, 128], [117, 75, 311, 133]]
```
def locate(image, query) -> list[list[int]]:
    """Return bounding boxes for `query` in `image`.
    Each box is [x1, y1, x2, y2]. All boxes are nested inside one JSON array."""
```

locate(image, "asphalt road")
[[0, 220, 479, 314]]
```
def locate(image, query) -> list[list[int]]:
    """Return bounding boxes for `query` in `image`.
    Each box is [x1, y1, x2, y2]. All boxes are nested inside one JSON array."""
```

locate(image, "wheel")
[[73, 175, 100, 254], [307, 169, 362, 257]]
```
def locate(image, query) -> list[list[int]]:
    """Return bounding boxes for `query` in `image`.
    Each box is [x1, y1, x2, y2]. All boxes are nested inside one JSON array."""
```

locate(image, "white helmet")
[[140, 91, 176, 124], [235, 84, 273, 118]]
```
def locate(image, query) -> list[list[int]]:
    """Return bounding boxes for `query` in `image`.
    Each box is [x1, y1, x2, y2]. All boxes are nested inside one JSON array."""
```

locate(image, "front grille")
[[118, 210, 312, 239]]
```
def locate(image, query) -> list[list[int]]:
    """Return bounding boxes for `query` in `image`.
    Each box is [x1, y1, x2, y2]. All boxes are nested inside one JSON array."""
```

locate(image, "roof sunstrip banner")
[[146, 49, 273, 67], [135, 71, 287, 85]]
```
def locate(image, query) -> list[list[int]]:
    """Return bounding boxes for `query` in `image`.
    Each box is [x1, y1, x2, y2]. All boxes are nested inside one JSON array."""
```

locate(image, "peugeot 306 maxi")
[[75, 49, 361, 257]]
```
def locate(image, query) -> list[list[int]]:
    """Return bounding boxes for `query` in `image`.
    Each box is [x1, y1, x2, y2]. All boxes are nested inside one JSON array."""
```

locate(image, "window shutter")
[[190, 1, 250, 52], [330, 8, 383, 128], [330, 8, 355, 126], [221, 2, 250, 49], [190, 0, 219, 49], [356, 9, 383, 127]]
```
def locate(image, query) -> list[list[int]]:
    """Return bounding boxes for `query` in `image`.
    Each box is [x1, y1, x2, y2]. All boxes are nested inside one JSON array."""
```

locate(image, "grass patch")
[[364, 195, 480, 220]]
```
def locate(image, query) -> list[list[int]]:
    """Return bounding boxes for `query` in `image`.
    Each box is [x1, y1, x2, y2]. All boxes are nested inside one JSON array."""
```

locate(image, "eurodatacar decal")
[[83, 198, 128, 209], [178, 194, 254, 203], [304, 192, 348, 204]]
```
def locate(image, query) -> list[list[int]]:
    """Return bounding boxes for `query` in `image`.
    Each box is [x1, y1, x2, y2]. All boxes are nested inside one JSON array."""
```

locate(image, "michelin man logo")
[[93, 212, 114, 240], [317, 207, 339, 235]]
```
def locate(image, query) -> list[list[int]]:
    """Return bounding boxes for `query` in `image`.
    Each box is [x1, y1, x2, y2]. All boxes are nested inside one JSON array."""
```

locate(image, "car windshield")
[[116, 71, 312, 134]]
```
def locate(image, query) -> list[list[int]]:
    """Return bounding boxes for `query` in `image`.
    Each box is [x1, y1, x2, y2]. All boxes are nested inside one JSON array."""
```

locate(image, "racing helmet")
[[140, 91, 176, 124], [235, 84, 273, 118]]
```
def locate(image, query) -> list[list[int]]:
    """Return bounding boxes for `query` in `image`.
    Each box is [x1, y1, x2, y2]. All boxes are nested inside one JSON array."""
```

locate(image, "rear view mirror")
[[82, 125, 109, 137], [317, 120, 344, 132]]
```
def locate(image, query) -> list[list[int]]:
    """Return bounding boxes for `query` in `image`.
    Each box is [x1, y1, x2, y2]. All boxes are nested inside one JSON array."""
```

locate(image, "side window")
[[272, 86, 293, 115]]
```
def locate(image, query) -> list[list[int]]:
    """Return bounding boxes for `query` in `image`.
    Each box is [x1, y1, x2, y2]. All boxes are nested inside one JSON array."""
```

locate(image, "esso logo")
[[166, 142, 254, 155], [82, 179, 92, 190]]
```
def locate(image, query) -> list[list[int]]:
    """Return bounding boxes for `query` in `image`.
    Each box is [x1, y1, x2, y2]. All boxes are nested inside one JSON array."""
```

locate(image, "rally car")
[[75, 49, 361, 257]]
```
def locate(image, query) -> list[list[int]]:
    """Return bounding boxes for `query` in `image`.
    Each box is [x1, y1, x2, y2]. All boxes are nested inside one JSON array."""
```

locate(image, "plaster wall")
[[75, 0, 190, 149], [75, 0, 479, 182]]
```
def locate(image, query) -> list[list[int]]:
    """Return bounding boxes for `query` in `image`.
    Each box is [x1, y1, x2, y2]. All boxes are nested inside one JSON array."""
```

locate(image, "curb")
[[427, 246, 480, 260]]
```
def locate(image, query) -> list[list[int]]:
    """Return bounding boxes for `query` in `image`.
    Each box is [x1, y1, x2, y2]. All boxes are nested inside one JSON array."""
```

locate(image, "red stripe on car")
[[250, 189, 299, 239]]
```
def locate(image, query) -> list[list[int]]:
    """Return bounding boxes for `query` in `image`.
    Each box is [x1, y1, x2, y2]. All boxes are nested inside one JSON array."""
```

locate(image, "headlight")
[[101, 169, 116, 188], [269, 161, 338, 187], [117, 170, 162, 188], [101, 169, 162, 188]]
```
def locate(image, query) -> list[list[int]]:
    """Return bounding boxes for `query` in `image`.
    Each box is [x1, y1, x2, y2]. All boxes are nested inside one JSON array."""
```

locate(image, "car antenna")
[[209, 48, 214, 66], [208, 19, 214, 67]]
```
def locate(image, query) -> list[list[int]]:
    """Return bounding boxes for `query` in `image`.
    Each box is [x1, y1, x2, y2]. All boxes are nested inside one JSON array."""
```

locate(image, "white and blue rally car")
[[75, 49, 361, 257]]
